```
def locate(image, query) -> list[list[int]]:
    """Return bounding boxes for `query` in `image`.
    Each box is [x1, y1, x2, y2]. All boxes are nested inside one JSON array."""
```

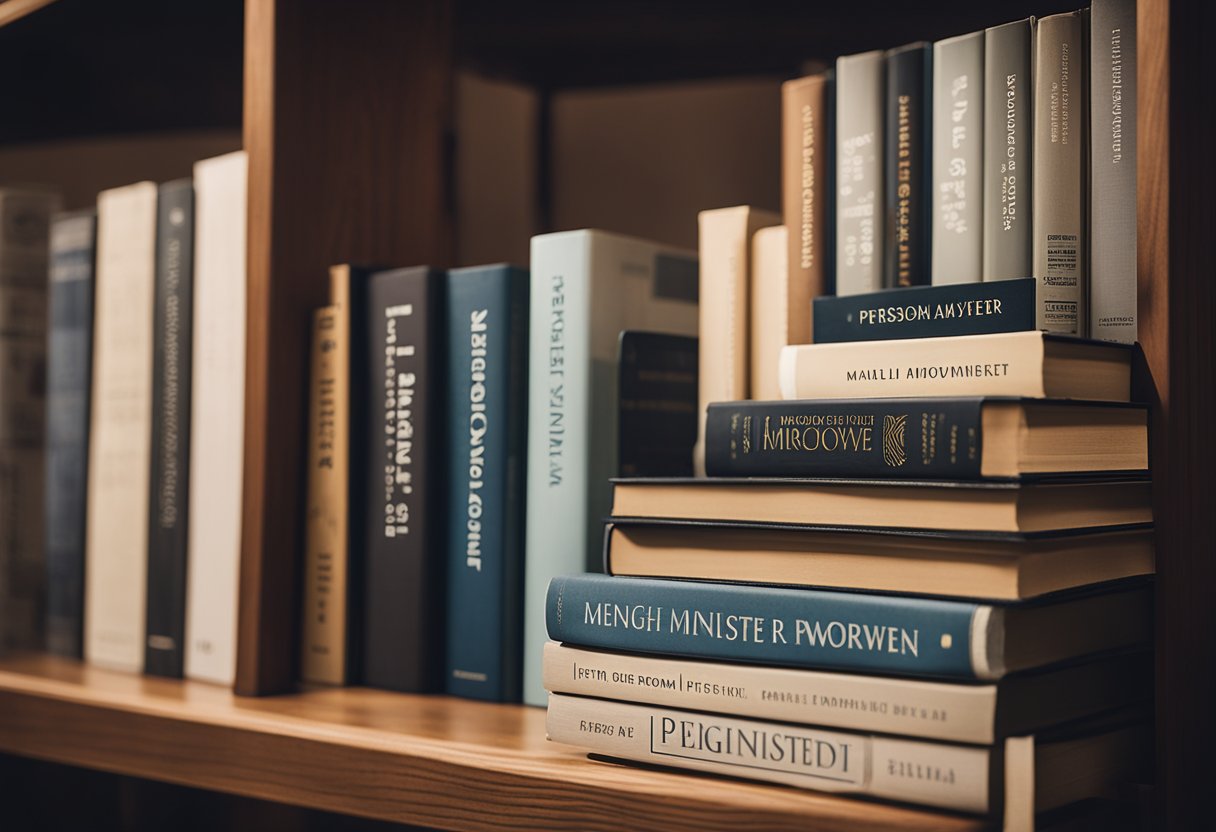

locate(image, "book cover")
[[445, 264, 529, 702], [748, 226, 789, 400], [145, 178, 195, 678], [363, 266, 447, 693], [781, 73, 831, 325], [932, 32, 984, 285], [617, 331, 697, 478], [884, 42, 932, 288], [835, 51, 885, 296]]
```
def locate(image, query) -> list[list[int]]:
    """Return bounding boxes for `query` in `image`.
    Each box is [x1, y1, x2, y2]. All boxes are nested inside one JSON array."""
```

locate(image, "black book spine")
[[704, 398, 985, 479], [884, 42, 933, 287], [363, 267, 446, 692], [144, 179, 194, 678]]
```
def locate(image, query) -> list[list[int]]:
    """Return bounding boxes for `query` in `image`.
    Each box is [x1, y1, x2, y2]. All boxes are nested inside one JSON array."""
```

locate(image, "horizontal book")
[[704, 398, 1148, 479], [545, 574, 1151, 681], [604, 520, 1154, 602], [780, 331, 1133, 402], [547, 694, 1150, 817], [544, 643, 1152, 745], [610, 477, 1151, 534], [812, 277, 1035, 343]]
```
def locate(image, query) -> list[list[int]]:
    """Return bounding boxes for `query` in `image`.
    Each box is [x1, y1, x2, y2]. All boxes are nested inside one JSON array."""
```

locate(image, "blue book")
[[445, 265, 529, 701], [545, 574, 1151, 680]]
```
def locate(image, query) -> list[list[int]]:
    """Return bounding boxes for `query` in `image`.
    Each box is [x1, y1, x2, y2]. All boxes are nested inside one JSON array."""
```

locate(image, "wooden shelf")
[[0, 654, 985, 832]]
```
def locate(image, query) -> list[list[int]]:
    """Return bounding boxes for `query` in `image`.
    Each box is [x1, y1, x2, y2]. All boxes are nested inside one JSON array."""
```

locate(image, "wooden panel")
[[0, 655, 985, 832], [239, 0, 456, 695]]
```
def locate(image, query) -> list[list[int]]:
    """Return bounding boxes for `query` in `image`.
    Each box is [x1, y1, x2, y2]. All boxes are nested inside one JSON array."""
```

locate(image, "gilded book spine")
[[982, 19, 1034, 281], [835, 51, 885, 296], [781, 74, 830, 322], [932, 32, 984, 285], [884, 42, 932, 288]]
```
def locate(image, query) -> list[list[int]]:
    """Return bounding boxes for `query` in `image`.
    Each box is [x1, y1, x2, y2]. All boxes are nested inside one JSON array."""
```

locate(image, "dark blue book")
[[617, 331, 697, 478], [545, 574, 1151, 680], [812, 277, 1036, 343], [884, 41, 933, 287], [44, 210, 96, 659], [444, 264, 528, 702]]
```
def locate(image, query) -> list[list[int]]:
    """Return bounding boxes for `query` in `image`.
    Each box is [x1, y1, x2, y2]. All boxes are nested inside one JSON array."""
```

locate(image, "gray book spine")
[[982, 19, 1034, 282], [1033, 11, 1089, 335], [1089, 0, 1137, 343], [932, 32, 984, 285], [835, 50, 885, 296]]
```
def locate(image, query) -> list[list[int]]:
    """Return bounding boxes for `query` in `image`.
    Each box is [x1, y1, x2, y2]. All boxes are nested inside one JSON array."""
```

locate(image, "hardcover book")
[[617, 331, 697, 478], [932, 31, 984, 285], [749, 225, 789, 400], [835, 51, 885, 295], [884, 42, 932, 288], [781, 72, 832, 318]]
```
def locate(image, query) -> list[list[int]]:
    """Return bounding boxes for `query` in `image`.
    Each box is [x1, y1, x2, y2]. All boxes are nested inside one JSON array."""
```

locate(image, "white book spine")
[[835, 51, 886, 296], [932, 33, 985, 285]]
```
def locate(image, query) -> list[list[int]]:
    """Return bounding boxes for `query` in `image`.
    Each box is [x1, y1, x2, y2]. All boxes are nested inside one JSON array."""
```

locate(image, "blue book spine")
[[546, 574, 982, 679], [445, 265, 529, 701]]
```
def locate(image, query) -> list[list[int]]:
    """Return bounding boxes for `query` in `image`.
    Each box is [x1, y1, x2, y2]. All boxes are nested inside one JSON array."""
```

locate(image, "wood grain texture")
[[0, 655, 986, 832], [239, 0, 456, 695]]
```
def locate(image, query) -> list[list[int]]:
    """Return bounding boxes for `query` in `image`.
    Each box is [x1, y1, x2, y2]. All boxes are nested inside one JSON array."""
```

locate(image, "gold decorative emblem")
[[882, 414, 907, 467]]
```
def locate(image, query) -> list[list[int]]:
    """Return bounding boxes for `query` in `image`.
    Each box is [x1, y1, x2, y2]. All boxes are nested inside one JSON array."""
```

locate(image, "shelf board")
[[0, 654, 985, 831]]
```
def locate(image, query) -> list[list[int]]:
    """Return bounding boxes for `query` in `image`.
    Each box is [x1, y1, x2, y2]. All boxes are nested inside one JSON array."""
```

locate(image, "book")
[[693, 206, 779, 475], [779, 331, 1132, 402], [1033, 10, 1089, 335], [609, 477, 1151, 533], [44, 209, 96, 658], [545, 573, 1152, 680], [85, 181, 158, 672], [1089, 0, 1137, 343], [749, 226, 788, 400], [835, 51, 885, 295], [884, 42, 932, 288], [363, 266, 447, 692], [932, 31, 984, 285], [603, 520, 1154, 601], [781, 72, 832, 322], [185, 150, 247, 685], [617, 331, 698, 478], [811, 278, 1036, 343], [523, 229, 698, 705], [543, 643, 1151, 744], [145, 178, 195, 679], [546, 694, 1151, 817], [704, 398, 1147, 479], [982, 18, 1034, 281], [445, 264, 529, 702]]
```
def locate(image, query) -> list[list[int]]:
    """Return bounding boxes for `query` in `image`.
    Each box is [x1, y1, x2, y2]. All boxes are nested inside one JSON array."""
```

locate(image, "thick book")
[[704, 397, 1147, 479], [545, 574, 1152, 680], [781, 73, 831, 325], [1033, 10, 1089, 335], [932, 31, 984, 285], [604, 519, 1154, 601], [547, 694, 1151, 817], [445, 264, 529, 702], [749, 226, 788, 400], [1089, 0, 1137, 343], [544, 643, 1151, 745], [812, 277, 1035, 343], [884, 42, 932, 288], [363, 266, 447, 692], [145, 178, 195, 678], [982, 18, 1034, 282], [609, 476, 1152, 533], [185, 150, 247, 685], [779, 331, 1133, 402], [835, 51, 885, 296], [85, 181, 158, 672], [44, 209, 96, 658], [523, 229, 698, 705], [617, 331, 697, 478]]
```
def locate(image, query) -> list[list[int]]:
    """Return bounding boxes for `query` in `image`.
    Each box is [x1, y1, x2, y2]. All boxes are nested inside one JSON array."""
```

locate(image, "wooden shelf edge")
[[0, 654, 985, 832]]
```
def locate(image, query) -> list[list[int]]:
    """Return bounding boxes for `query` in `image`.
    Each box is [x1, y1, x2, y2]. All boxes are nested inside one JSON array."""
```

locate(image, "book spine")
[[1033, 11, 1089, 335], [546, 694, 992, 812], [704, 398, 984, 478], [811, 278, 1036, 343], [45, 211, 96, 658], [617, 332, 698, 478], [445, 267, 529, 702], [749, 226, 789, 400], [884, 44, 933, 288], [781, 74, 829, 331], [1089, 0, 1137, 343], [145, 180, 195, 678], [546, 574, 984, 679], [835, 52, 885, 296], [932, 33, 985, 285], [363, 268, 446, 693], [982, 19, 1034, 281]]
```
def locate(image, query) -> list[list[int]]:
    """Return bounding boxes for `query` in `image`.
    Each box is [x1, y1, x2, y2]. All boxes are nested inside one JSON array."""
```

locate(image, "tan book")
[[748, 225, 789, 401], [781, 74, 830, 331]]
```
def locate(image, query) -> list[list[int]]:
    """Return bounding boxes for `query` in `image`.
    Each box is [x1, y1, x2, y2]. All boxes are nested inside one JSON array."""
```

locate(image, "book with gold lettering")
[[884, 42, 932, 288]]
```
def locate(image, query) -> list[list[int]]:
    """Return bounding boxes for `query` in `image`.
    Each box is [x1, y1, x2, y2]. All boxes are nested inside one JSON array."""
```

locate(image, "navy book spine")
[[546, 574, 980, 679], [812, 277, 1036, 343], [444, 265, 528, 702], [44, 210, 97, 658], [884, 42, 933, 288], [145, 179, 195, 678]]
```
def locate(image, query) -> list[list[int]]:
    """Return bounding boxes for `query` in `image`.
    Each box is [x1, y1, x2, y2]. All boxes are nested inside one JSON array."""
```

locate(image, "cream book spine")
[[749, 225, 790, 400]]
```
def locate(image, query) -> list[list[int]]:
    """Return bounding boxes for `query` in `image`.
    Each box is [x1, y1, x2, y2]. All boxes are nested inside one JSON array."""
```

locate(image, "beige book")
[[781, 74, 830, 330], [85, 180, 158, 672], [749, 225, 790, 400]]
